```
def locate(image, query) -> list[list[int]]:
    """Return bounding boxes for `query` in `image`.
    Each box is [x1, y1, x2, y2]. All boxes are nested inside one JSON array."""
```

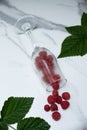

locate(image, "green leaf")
[[1, 97, 34, 124], [66, 26, 87, 36], [0, 121, 8, 130], [81, 12, 87, 26], [58, 35, 87, 58], [17, 117, 50, 130]]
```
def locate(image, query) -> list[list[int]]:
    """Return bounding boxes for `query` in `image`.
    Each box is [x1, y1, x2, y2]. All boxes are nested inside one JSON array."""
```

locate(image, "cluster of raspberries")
[[35, 50, 70, 121]]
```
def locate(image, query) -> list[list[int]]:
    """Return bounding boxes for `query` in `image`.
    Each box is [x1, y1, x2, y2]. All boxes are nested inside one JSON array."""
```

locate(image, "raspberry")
[[62, 92, 70, 100], [53, 96, 58, 102], [42, 66, 52, 77], [47, 61, 54, 69], [52, 90, 59, 102], [35, 56, 42, 69], [53, 74, 61, 82], [50, 103, 58, 111], [42, 67, 48, 76], [39, 51, 47, 59], [42, 67, 54, 84], [52, 90, 59, 97], [52, 82, 59, 90], [47, 95, 55, 104], [52, 112, 61, 121], [43, 76, 51, 84], [56, 96, 62, 104], [44, 104, 50, 112], [50, 70, 55, 77], [46, 55, 53, 62], [61, 101, 70, 110]]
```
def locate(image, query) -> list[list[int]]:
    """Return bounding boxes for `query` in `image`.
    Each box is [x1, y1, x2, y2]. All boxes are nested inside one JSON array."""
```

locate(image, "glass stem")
[[26, 30, 36, 49]]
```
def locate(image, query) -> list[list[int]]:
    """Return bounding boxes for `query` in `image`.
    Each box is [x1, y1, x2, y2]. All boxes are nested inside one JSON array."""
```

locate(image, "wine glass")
[[15, 16, 67, 92]]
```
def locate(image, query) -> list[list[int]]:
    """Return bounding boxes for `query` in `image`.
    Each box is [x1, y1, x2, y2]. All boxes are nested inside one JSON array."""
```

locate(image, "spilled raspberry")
[[50, 103, 58, 111], [52, 90, 59, 97], [44, 104, 50, 112], [56, 96, 62, 104], [52, 112, 61, 121], [62, 92, 70, 100], [52, 82, 59, 90], [47, 95, 55, 104], [61, 101, 70, 110]]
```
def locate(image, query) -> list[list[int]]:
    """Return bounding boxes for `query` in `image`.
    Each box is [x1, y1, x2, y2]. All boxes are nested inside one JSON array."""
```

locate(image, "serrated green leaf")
[[0, 121, 8, 130], [81, 12, 87, 26], [17, 117, 50, 130], [66, 26, 87, 36], [58, 13, 87, 58], [1, 97, 34, 124], [58, 35, 87, 58]]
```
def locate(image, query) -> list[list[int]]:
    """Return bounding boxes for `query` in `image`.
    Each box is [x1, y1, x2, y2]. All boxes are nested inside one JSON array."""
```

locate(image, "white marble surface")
[[0, 0, 87, 130]]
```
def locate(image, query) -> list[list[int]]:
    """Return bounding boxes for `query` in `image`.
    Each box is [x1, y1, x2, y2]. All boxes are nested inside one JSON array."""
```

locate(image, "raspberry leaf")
[[17, 117, 50, 130], [58, 35, 87, 57], [66, 26, 87, 36], [58, 12, 87, 58], [0, 121, 8, 130], [81, 12, 87, 26], [1, 97, 34, 124]]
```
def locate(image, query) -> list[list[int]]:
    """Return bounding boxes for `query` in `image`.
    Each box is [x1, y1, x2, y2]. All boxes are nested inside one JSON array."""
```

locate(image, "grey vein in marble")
[[0, 0, 9, 6], [0, 4, 66, 32], [0, 0, 86, 33], [78, 0, 87, 15]]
